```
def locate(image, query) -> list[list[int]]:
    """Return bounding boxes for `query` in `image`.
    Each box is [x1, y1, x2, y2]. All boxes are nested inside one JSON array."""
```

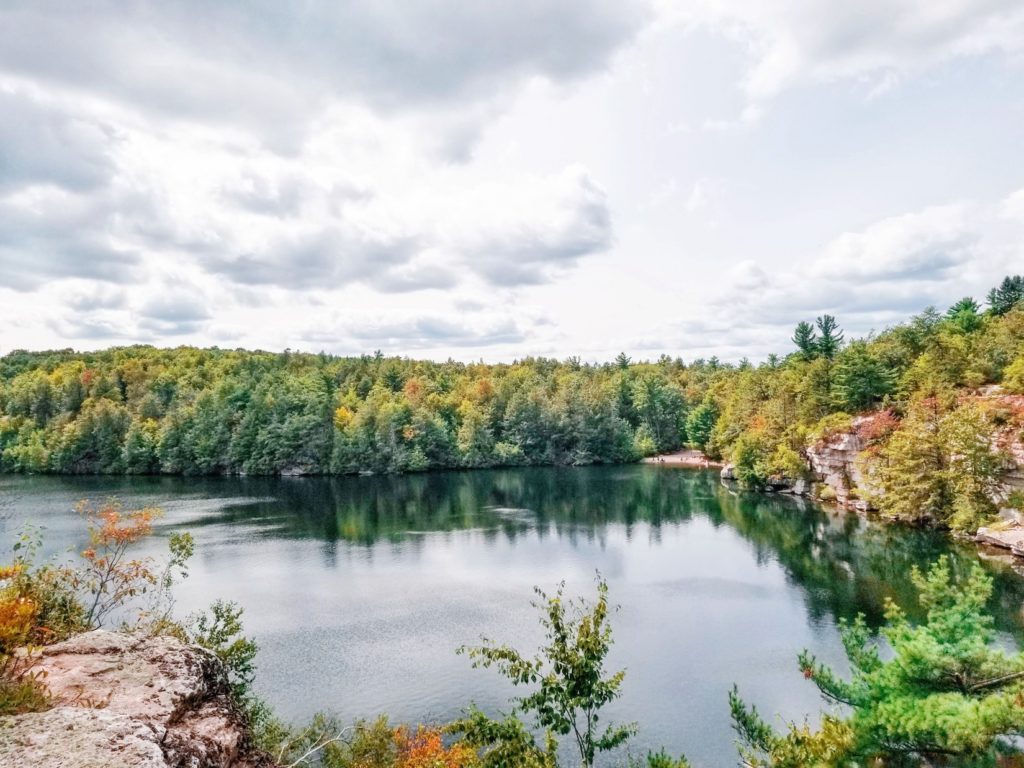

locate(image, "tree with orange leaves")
[[394, 725, 479, 768], [72, 499, 193, 629]]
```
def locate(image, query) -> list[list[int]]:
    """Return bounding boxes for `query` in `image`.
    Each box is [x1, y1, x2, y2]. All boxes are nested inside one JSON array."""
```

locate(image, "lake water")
[[3, 466, 1024, 766]]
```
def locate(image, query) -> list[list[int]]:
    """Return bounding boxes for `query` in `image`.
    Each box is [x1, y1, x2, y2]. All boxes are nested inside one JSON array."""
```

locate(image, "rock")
[[0, 630, 270, 768], [976, 524, 1024, 553], [805, 424, 869, 509], [784, 478, 809, 496], [720, 463, 735, 481], [0, 707, 166, 768]]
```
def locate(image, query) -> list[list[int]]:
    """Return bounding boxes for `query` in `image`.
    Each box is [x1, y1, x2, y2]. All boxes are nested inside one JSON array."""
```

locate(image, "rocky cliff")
[[0, 630, 271, 768], [719, 393, 1024, 518]]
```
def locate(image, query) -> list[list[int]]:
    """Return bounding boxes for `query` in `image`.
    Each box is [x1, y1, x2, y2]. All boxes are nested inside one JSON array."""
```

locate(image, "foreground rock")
[[0, 630, 271, 768]]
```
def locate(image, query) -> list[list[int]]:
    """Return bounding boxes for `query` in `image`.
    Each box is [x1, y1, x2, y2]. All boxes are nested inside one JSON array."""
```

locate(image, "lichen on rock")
[[0, 630, 270, 768]]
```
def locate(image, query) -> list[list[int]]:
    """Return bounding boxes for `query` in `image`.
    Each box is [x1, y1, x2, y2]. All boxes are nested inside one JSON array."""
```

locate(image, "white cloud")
[[649, 188, 1024, 361], [811, 204, 979, 282], [665, 0, 1024, 113], [2, 1, 1023, 362]]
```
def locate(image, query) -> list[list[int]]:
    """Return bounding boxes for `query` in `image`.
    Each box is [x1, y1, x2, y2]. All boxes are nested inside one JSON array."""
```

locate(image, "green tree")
[[791, 322, 818, 361], [814, 315, 844, 361], [987, 275, 1024, 316], [457, 577, 636, 768], [941, 401, 1003, 531], [731, 432, 769, 490], [732, 557, 1024, 766], [830, 342, 893, 411], [685, 399, 718, 453], [946, 296, 984, 334], [871, 396, 951, 525], [871, 396, 1001, 531]]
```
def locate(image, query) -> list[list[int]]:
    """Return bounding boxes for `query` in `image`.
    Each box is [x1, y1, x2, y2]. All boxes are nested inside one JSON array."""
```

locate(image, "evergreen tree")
[[871, 396, 1002, 531], [791, 321, 818, 361], [942, 401, 1003, 531], [872, 396, 951, 525], [831, 342, 893, 411], [814, 315, 844, 360], [946, 296, 984, 333], [732, 558, 1024, 766], [685, 400, 718, 452], [987, 274, 1024, 315]]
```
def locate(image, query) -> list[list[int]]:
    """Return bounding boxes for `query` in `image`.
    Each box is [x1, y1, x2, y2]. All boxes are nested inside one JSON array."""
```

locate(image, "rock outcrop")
[[718, 396, 1024, 522], [0, 630, 270, 768], [804, 415, 882, 511]]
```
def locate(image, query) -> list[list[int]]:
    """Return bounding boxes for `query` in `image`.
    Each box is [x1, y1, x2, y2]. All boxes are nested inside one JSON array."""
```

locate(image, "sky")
[[1, 1, 1023, 363]]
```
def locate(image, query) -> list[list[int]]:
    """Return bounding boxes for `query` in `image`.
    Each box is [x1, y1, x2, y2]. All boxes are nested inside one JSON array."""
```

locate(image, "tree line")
[[1, 276, 1022, 530]]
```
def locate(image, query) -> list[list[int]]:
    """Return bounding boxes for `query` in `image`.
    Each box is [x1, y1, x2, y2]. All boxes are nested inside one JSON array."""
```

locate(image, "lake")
[[3, 466, 1023, 766]]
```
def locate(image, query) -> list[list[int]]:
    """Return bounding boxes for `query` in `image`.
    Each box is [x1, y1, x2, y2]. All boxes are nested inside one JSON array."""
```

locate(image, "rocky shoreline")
[[711, 395, 1024, 558]]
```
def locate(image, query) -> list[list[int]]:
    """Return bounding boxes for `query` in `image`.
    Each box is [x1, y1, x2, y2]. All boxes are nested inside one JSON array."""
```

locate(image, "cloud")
[[454, 166, 614, 286], [137, 289, 212, 336], [303, 312, 528, 351], [0, 2, 629, 319], [0, 1, 647, 147], [204, 231, 424, 291], [0, 187, 141, 290], [811, 204, 979, 282], [220, 173, 313, 218], [0, 88, 117, 192], [62, 284, 127, 312], [654, 188, 1024, 360], [671, 0, 1024, 112]]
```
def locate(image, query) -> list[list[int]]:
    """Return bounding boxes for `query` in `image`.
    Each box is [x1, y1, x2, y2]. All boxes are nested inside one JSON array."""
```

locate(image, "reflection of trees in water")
[[189, 467, 1024, 638]]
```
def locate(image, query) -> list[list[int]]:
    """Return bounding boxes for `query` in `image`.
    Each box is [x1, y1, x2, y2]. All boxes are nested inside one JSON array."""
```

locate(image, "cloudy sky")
[[2, 1, 1023, 362]]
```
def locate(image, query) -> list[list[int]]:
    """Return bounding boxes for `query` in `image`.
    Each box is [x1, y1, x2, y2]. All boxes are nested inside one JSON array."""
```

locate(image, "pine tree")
[[830, 342, 893, 411], [946, 296, 984, 333], [732, 557, 1024, 766], [987, 274, 1024, 316], [872, 396, 951, 524], [791, 321, 817, 361], [814, 315, 844, 360]]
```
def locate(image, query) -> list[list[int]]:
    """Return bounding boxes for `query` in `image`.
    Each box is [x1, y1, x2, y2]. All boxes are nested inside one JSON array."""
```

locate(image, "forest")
[[1, 276, 1023, 532]]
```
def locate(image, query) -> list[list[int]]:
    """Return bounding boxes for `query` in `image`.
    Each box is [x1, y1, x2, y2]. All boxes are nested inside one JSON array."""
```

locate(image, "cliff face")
[[0, 630, 270, 768], [804, 415, 877, 512], [719, 394, 1024, 522]]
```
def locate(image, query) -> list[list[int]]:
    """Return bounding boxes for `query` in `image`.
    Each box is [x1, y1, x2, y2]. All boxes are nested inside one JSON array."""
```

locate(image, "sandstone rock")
[[0, 707, 166, 768], [1, 630, 269, 768], [720, 463, 735, 481], [976, 524, 1024, 553]]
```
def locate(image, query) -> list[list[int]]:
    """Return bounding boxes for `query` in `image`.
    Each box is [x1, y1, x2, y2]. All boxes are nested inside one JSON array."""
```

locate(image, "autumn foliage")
[[0, 499, 182, 715], [74, 499, 160, 628], [394, 726, 479, 768]]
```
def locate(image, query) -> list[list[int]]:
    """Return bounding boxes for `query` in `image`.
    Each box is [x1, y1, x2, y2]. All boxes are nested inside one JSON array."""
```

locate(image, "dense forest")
[[2, 276, 1023, 529]]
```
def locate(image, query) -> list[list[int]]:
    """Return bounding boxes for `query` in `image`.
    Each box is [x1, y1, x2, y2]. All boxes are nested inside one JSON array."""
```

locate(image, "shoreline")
[[642, 450, 724, 468]]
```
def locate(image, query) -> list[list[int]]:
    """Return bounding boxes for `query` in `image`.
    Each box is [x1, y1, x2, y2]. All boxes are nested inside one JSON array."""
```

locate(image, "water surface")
[[3, 466, 1023, 766]]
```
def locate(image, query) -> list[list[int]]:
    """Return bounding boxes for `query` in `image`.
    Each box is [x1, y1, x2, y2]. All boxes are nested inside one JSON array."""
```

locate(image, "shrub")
[[1002, 355, 1024, 394], [809, 412, 854, 445], [0, 564, 49, 715], [731, 433, 769, 490]]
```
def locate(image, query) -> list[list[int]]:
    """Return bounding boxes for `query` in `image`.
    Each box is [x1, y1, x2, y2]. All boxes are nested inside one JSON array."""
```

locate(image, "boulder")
[[0, 630, 269, 768], [720, 463, 735, 481]]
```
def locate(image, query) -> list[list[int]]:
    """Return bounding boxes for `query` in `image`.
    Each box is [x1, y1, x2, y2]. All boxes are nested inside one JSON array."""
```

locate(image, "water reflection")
[[3, 466, 1024, 766], [131, 466, 1024, 633]]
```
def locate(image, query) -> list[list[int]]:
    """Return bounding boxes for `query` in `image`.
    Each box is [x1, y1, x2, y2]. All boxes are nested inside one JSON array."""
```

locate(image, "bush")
[[731, 433, 769, 490], [1004, 355, 1024, 394], [631, 748, 691, 768], [765, 444, 806, 481]]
